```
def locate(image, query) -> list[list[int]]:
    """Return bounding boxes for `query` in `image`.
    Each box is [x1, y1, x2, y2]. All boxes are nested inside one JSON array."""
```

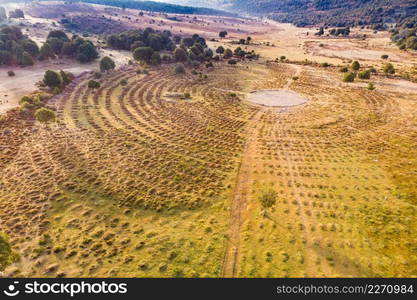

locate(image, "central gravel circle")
[[247, 90, 308, 107]]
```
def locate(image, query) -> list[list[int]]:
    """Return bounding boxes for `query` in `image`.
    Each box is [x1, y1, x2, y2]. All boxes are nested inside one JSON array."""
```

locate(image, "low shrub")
[[367, 82, 375, 90], [88, 80, 101, 89], [342, 72, 355, 82], [383, 63, 395, 74], [351, 61, 360, 71], [358, 70, 371, 79], [174, 63, 185, 74], [259, 189, 277, 209]]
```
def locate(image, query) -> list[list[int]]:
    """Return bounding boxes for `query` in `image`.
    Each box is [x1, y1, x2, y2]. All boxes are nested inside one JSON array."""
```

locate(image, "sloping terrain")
[[80, 0, 236, 16], [230, 0, 417, 26], [1, 60, 416, 277], [0, 1, 416, 278]]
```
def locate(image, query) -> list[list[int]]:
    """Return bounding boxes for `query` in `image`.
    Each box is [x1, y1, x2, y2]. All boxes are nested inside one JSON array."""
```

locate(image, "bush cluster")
[[0, 27, 99, 67]]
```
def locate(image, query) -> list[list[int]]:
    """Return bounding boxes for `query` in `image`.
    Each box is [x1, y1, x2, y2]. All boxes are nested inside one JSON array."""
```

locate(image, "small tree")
[[100, 56, 116, 72], [351, 61, 360, 71], [174, 63, 185, 74], [224, 48, 233, 59], [405, 36, 417, 50], [174, 48, 187, 62], [60, 70, 72, 85], [383, 63, 395, 74], [358, 70, 371, 79], [35, 107, 56, 125], [76, 41, 99, 63], [47, 30, 69, 41], [219, 31, 228, 38], [216, 46, 225, 54], [151, 52, 161, 66], [133, 47, 154, 63], [21, 39, 39, 58], [0, 51, 13, 65], [40, 43, 56, 60], [47, 37, 64, 54], [43, 70, 61, 88], [367, 82, 375, 90], [88, 80, 101, 89], [21, 51, 34, 66], [259, 189, 277, 210], [343, 72, 355, 82], [316, 27, 324, 36], [61, 41, 77, 57]]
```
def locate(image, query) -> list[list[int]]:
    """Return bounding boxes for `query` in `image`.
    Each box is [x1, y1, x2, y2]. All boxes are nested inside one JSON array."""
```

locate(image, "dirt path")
[[284, 64, 302, 89], [222, 64, 303, 277], [0, 61, 95, 114], [222, 109, 263, 277]]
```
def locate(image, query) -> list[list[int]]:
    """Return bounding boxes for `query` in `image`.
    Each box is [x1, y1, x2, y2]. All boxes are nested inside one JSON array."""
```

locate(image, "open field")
[[0, 1, 416, 278], [2, 1, 416, 114], [1, 60, 416, 277]]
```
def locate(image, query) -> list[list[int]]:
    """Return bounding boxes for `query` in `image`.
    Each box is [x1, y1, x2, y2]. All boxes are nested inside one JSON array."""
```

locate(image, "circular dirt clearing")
[[247, 90, 308, 107]]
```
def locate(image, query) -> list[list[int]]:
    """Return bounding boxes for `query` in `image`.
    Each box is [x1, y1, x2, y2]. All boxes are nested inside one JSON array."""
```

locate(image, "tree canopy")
[[219, 31, 228, 38], [35, 107, 56, 124], [0, 26, 39, 66], [43, 70, 62, 88], [133, 47, 154, 63], [100, 56, 116, 72]]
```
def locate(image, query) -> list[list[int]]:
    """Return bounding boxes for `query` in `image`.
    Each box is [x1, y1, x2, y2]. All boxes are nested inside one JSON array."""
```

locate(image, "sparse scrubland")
[[0, 1, 416, 278]]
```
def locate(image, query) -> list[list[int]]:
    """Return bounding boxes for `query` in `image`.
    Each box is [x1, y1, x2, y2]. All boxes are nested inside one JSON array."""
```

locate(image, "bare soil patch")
[[247, 89, 308, 107]]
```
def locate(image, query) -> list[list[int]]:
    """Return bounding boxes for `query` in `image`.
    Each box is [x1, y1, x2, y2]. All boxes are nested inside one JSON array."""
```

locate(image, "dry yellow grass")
[[1, 60, 416, 277], [0, 1, 416, 278]]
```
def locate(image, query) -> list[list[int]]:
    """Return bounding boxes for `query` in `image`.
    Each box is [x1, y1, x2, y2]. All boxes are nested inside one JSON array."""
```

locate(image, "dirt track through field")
[[222, 109, 264, 277], [222, 64, 304, 277]]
